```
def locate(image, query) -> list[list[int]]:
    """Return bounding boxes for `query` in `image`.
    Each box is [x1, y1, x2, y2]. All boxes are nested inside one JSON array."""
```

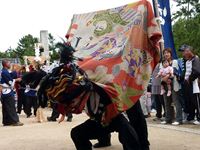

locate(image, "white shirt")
[[185, 59, 200, 94], [185, 60, 192, 80], [193, 79, 200, 94], [0, 80, 15, 95], [25, 85, 30, 93]]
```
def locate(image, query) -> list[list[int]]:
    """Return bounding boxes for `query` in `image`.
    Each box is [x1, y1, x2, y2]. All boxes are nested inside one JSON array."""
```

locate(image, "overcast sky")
[[0, 0, 176, 52]]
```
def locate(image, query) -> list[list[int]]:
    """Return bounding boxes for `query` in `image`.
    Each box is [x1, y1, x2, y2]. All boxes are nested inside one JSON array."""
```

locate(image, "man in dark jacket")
[[0, 59, 23, 126], [183, 46, 200, 125]]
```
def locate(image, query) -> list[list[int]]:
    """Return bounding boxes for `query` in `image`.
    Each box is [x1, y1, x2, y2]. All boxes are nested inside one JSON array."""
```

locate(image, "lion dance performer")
[[38, 1, 161, 149]]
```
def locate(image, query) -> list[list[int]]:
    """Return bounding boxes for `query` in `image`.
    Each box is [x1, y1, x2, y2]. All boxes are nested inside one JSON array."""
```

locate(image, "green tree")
[[48, 33, 59, 62], [50, 49, 60, 62], [0, 52, 7, 58], [15, 34, 38, 63], [174, 0, 200, 19], [6, 47, 18, 58], [48, 33, 56, 51], [173, 14, 200, 57], [0, 47, 18, 58], [172, 0, 200, 57]]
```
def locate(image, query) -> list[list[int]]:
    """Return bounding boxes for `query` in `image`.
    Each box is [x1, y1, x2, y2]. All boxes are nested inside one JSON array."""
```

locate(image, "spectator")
[[160, 48, 183, 125], [183, 46, 200, 125], [0, 59, 23, 126], [177, 45, 188, 121], [151, 63, 165, 121]]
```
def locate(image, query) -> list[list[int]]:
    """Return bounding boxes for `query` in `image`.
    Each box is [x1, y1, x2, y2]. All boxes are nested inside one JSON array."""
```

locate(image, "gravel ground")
[[0, 106, 200, 150]]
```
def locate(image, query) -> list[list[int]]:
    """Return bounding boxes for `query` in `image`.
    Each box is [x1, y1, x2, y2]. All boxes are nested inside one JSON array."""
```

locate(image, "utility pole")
[[152, 0, 165, 60], [187, 1, 190, 20]]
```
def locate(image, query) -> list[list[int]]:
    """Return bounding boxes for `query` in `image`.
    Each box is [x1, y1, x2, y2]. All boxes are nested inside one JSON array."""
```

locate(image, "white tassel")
[[36, 107, 45, 123]]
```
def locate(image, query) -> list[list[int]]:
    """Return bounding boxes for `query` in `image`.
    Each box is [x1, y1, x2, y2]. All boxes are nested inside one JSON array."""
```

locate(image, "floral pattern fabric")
[[67, 0, 161, 121]]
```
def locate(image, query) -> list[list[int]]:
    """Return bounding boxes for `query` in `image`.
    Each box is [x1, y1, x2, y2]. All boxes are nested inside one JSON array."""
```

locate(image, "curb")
[[148, 123, 200, 135]]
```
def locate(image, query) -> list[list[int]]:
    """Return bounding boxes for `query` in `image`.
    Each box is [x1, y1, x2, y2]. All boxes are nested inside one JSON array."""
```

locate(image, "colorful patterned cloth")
[[67, 0, 161, 122]]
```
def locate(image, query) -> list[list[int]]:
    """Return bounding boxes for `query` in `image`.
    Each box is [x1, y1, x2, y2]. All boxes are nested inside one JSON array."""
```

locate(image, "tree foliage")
[[0, 47, 18, 58], [173, 14, 200, 57], [173, 0, 200, 19], [48, 33, 56, 51], [173, 0, 200, 57], [0, 33, 60, 64], [15, 34, 39, 62], [48, 33, 60, 62]]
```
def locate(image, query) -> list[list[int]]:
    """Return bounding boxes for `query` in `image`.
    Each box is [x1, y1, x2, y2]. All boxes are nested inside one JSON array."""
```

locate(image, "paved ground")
[[0, 106, 200, 150]]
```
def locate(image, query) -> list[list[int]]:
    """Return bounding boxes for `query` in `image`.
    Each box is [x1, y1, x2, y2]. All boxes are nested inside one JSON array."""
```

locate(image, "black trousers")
[[17, 89, 26, 114], [183, 81, 200, 121], [183, 81, 192, 114], [50, 102, 60, 120], [153, 94, 165, 118], [97, 101, 150, 150], [25, 95, 38, 116], [49, 102, 73, 120], [126, 101, 150, 150], [96, 132, 111, 145], [1, 95, 19, 125], [188, 94, 200, 121], [71, 114, 141, 150]]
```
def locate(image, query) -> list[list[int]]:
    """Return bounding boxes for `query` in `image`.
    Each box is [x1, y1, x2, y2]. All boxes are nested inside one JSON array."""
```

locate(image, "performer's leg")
[[32, 96, 38, 116], [93, 133, 111, 148], [17, 89, 23, 114], [21, 91, 28, 115], [47, 102, 59, 121], [25, 96, 32, 117], [66, 113, 73, 122], [92, 84, 113, 148], [109, 114, 141, 150], [71, 119, 109, 150], [126, 101, 150, 150]]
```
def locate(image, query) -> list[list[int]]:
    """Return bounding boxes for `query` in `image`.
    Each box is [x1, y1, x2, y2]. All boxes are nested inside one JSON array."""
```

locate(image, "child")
[[139, 85, 152, 118], [157, 60, 174, 96], [146, 85, 152, 117]]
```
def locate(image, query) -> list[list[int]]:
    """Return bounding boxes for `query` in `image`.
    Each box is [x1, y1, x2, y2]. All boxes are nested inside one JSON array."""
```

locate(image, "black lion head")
[[56, 42, 76, 64]]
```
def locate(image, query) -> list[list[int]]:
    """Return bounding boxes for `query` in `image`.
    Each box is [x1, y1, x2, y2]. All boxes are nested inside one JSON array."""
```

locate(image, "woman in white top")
[[160, 48, 182, 125]]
